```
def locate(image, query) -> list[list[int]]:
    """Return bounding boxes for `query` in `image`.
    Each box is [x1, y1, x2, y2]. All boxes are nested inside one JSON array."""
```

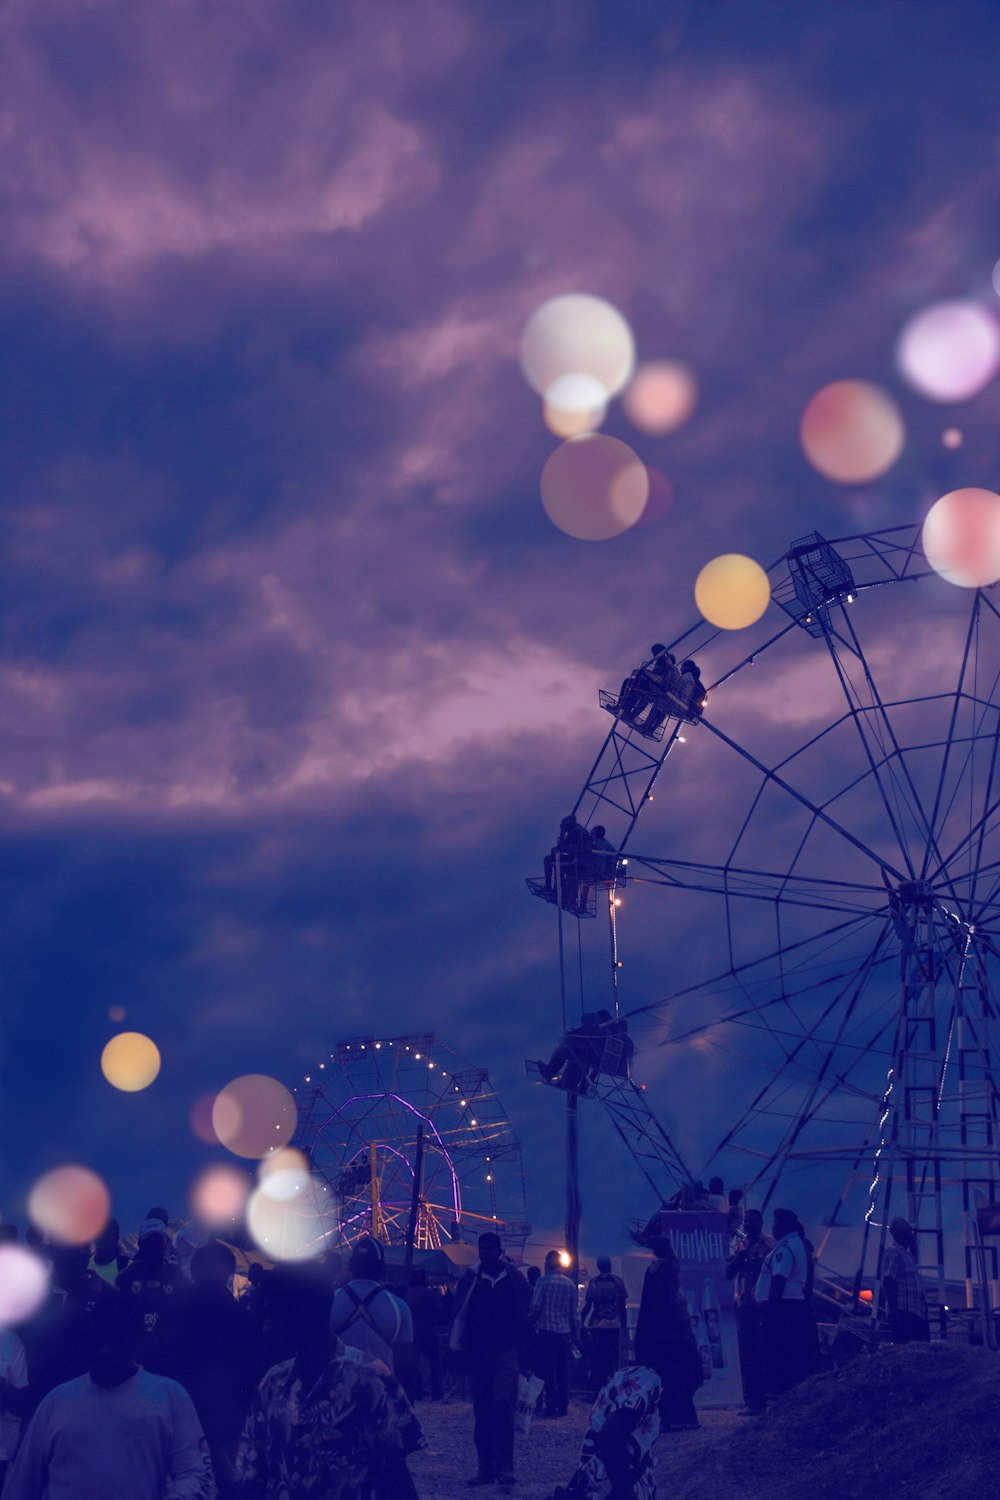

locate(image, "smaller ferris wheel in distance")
[[293, 1033, 530, 1256]]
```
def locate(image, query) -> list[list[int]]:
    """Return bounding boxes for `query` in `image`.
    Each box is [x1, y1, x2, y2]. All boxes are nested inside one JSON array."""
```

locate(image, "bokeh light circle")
[[107, 1005, 127, 1023], [695, 554, 771, 630], [898, 301, 1000, 403], [635, 468, 674, 527], [993, 259, 1000, 300], [189, 1093, 219, 1145], [100, 1032, 161, 1092], [540, 434, 648, 541], [245, 1178, 337, 1261], [921, 487, 1000, 589], [543, 400, 606, 439], [0, 1245, 50, 1326], [941, 428, 964, 450], [28, 1166, 110, 1246], [212, 1074, 297, 1159], [622, 360, 698, 435], [800, 379, 905, 484], [543, 372, 608, 438], [520, 294, 635, 400], [258, 1148, 312, 1203], [190, 1163, 251, 1230]]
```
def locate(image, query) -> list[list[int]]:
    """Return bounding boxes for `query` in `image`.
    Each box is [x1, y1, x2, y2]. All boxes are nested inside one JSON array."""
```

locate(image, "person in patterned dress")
[[237, 1261, 422, 1500], [550, 1363, 663, 1500]]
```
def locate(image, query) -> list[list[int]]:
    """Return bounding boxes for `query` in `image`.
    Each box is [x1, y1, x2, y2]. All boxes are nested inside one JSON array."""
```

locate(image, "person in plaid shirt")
[[530, 1251, 579, 1419], [881, 1218, 930, 1344]]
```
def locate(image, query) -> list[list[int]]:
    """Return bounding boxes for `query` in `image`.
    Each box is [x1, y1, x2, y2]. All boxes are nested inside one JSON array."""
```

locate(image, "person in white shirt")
[[754, 1208, 819, 1397], [0, 1326, 29, 1490], [330, 1236, 413, 1372], [4, 1290, 215, 1500]]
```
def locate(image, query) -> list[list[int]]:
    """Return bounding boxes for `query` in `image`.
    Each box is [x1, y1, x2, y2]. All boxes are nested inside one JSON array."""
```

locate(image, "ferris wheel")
[[530, 525, 1000, 1308], [293, 1033, 530, 1256]]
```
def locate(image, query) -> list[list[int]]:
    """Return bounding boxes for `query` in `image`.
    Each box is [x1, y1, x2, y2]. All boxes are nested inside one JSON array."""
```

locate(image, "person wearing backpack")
[[330, 1237, 413, 1373], [581, 1257, 627, 1396]]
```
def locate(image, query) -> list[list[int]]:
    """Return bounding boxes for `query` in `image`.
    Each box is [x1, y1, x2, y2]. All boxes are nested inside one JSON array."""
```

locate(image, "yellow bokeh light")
[[212, 1074, 297, 1159], [540, 434, 648, 541], [695, 554, 771, 630], [622, 360, 698, 435], [28, 1165, 110, 1246], [190, 1164, 250, 1229], [520, 294, 635, 400], [897, 300, 1000, 403], [800, 380, 904, 484], [921, 488, 1000, 589], [100, 1031, 161, 1092], [0, 1245, 50, 1326]]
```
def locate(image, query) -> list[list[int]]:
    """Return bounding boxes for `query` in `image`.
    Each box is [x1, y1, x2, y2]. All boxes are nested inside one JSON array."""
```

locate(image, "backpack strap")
[[337, 1284, 400, 1342]]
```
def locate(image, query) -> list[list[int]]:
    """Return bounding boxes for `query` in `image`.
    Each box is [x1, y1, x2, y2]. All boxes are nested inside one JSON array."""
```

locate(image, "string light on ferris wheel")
[[864, 1068, 895, 1229]]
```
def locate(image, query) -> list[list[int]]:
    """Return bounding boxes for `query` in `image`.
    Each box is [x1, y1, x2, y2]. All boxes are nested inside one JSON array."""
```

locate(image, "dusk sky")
[[2, 0, 1000, 1269]]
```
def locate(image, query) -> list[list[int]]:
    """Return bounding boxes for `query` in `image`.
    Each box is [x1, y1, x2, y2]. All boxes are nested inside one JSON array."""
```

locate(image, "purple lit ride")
[[292, 1034, 529, 1256], [528, 526, 1000, 1316]]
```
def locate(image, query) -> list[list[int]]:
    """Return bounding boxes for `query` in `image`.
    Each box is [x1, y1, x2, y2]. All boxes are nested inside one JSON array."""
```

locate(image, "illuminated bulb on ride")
[[558, 1250, 572, 1268], [614, 898, 622, 907]]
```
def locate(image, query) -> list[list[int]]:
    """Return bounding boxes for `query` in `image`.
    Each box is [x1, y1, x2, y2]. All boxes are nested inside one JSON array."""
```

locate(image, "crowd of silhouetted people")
[[0, 1191, 931, 1499]]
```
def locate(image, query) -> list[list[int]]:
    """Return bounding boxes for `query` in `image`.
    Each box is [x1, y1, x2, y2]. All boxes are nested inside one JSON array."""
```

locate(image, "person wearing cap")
[[881, 1219, 930, 1344], [116, 1217, 183, 1375], [330, 1237, 413, 1373]]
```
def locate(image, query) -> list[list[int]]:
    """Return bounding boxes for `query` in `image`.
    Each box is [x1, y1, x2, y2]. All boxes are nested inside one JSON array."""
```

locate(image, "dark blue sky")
[[2, 0, 999, 1264]]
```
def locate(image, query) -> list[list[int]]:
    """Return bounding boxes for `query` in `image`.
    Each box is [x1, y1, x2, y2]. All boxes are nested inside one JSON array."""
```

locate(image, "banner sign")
[[622, 1211, 742, 1407]]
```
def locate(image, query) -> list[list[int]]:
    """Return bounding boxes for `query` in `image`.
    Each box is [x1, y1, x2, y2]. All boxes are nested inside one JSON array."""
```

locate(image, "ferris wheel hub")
[[894, 879, 937, 913]]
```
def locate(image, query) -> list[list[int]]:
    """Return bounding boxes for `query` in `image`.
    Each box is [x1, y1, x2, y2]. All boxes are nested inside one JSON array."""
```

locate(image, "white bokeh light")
[[0, 1245, 50, 1326], [520, 294, 635, 400], [898, 301, 1000, 403], [246, 1177, 337, 1261]]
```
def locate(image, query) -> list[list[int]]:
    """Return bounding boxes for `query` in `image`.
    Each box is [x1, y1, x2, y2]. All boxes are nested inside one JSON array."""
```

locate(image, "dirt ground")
[[409, 1344, 1000, 1500], [409, 1397, 743, 1499]]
